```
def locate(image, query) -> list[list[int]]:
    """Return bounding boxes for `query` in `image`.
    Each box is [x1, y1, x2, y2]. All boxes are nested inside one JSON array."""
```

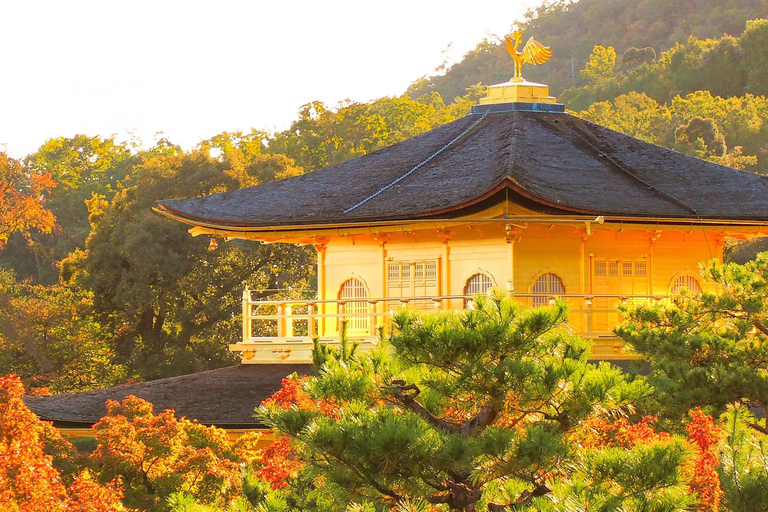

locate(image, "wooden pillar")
[[379, 238, 388, 329], [315, 243, 327, 337], [438, 230, 453, 310]]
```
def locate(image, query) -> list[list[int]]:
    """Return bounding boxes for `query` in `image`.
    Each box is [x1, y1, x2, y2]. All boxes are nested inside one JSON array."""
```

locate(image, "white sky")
[[0, 0, 538, 158]]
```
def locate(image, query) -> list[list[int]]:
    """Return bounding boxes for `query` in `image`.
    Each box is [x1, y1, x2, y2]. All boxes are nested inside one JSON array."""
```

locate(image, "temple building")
[[155, 78, 768, 363], [26, 64, 768, 435]]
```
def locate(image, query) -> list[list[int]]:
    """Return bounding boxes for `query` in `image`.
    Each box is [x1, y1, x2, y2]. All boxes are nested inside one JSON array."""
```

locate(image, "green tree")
[[0, 267, 125, 393], [64, 145, 314, 379], [581, 45, 619, 89], [617, 253, 768, 426], [262, 293, 692, 512], [740, 18, 768, 97], [1, 136, 133, 284], [268, 94, 468, 172]]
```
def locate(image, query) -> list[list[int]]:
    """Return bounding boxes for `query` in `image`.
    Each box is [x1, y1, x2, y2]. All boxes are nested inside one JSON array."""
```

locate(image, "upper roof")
[[24, 364, 312, 428], [156, 109, 768, 228]]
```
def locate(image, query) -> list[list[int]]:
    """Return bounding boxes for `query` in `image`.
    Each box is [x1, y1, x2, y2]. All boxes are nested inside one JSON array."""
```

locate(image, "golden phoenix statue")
[[505, 30, 553, 81]]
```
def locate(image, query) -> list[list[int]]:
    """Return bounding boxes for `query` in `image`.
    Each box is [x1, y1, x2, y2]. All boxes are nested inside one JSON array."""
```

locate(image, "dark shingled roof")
[[157, 110, 768, 226], [24, 364, 312, 428]]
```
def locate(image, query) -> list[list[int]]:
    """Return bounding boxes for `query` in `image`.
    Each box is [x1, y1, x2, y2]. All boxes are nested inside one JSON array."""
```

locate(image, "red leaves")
[[0, 375, 124, 511], [685, 409, 724, 512], [261, 375, 337, 416], [255, 435, 302, 489], [578, 415, 669, 449]]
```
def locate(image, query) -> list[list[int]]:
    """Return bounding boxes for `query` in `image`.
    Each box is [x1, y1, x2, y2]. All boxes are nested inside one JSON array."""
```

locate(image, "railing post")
[[278, 303, 286, 338], [285, 305, 293, 337], [242, 288, 250, 342], [338, 301, 345, 335], [308, 303, 316, 337], [369, 300, 376, 337]]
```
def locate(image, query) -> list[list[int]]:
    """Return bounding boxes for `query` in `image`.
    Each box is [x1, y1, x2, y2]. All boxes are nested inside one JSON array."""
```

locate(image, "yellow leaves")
[[581, 45, 618, 88]]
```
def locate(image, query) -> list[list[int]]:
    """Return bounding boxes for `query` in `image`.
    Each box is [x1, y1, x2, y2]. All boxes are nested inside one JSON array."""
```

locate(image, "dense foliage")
[[262, 294, 694, 511], [0, 375, 126, 511], [618, 254, 768, 509], [5, 0, 768, 509]]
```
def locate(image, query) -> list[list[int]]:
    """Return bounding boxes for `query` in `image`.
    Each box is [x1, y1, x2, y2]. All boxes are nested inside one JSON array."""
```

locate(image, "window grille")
[[339, 278, 369, 332], [595, 259, 648, 278], [532, 273, 565, 307], [464, 273, 494, 306], [594, 260, 607, 276], [670, 275, 702, 295], [387, 259, 439, 309]]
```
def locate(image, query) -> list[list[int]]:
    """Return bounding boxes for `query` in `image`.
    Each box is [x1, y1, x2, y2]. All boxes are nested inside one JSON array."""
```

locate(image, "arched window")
[[532, 273, 565, 307], [464, 273, 494, 307], [338, 278, 369, 333], [670, 275, 702, 295]]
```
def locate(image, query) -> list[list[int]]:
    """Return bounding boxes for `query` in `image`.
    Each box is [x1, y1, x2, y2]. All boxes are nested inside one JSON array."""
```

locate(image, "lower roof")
[[24, 364, 312, 428]]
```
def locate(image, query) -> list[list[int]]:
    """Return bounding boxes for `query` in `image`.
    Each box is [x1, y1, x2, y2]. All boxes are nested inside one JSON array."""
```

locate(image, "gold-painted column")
[[438, 230, 453, 310], [579, 232, 587, 333], [377, 236, 389, 329], [505, 226, 521, 296], [649, 232, 659, 298], [315, 243, 327, 337]]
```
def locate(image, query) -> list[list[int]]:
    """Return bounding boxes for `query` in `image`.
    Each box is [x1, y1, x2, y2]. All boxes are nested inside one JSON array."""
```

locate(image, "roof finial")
[[505, 30, 553, 81]]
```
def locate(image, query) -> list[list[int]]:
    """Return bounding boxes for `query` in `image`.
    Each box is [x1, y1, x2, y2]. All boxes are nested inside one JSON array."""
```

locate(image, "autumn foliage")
[[0, 374, 125, 512], [578, 414, 670, 449], [685, 409, 724, 512], [0, 153, 56, 250], [92, 395, 246, 511], [256, 376, 336, 489]]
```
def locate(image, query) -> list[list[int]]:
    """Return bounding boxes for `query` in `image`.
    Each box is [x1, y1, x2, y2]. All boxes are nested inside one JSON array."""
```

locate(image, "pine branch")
[[752, 318, 768, 338], [460, 401, 501, 435], [385, 380, 502, 435], [383, 380, 462, 434], [487, 483, 551, 511], [747, 420, 768, 435]]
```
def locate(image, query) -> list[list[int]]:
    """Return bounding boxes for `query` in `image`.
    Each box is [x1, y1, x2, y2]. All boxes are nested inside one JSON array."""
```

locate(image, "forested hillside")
[[407, 0, 768, 101]]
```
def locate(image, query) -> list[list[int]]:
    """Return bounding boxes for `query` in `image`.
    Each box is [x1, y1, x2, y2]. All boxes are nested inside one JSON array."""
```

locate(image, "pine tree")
[[261, 292, 692, 511], [617, 252, 768, 425]]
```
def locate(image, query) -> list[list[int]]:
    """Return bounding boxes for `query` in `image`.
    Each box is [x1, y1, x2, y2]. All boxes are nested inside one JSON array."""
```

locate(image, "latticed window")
[[338, 278, 369, 332], [387, 259, 438, 308], [594, 259, 647, 278], [531, 273, 565, 307], [670, 275, 702, 295], [464, 273, 494, 306]]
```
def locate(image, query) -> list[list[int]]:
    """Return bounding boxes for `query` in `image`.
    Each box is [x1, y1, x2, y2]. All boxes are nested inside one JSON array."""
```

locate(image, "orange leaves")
[[576, 410, 724, 512], [577, 415, 670, 449], [92, 395, 243, 510], [0, 375, 124, 512], [262, 375, 337, 416], [0, 153, 56, 249], [255, 435, 303, 489], [257, 375, 343, 489]]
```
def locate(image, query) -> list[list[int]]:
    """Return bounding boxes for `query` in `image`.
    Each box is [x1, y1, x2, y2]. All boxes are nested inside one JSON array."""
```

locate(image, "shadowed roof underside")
[[157, 111, 768, 227], [24, 364, 312, 428]]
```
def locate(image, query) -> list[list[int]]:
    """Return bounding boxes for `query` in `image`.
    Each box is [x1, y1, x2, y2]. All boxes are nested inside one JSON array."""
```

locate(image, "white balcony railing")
[[232, 289, 672, 362]]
